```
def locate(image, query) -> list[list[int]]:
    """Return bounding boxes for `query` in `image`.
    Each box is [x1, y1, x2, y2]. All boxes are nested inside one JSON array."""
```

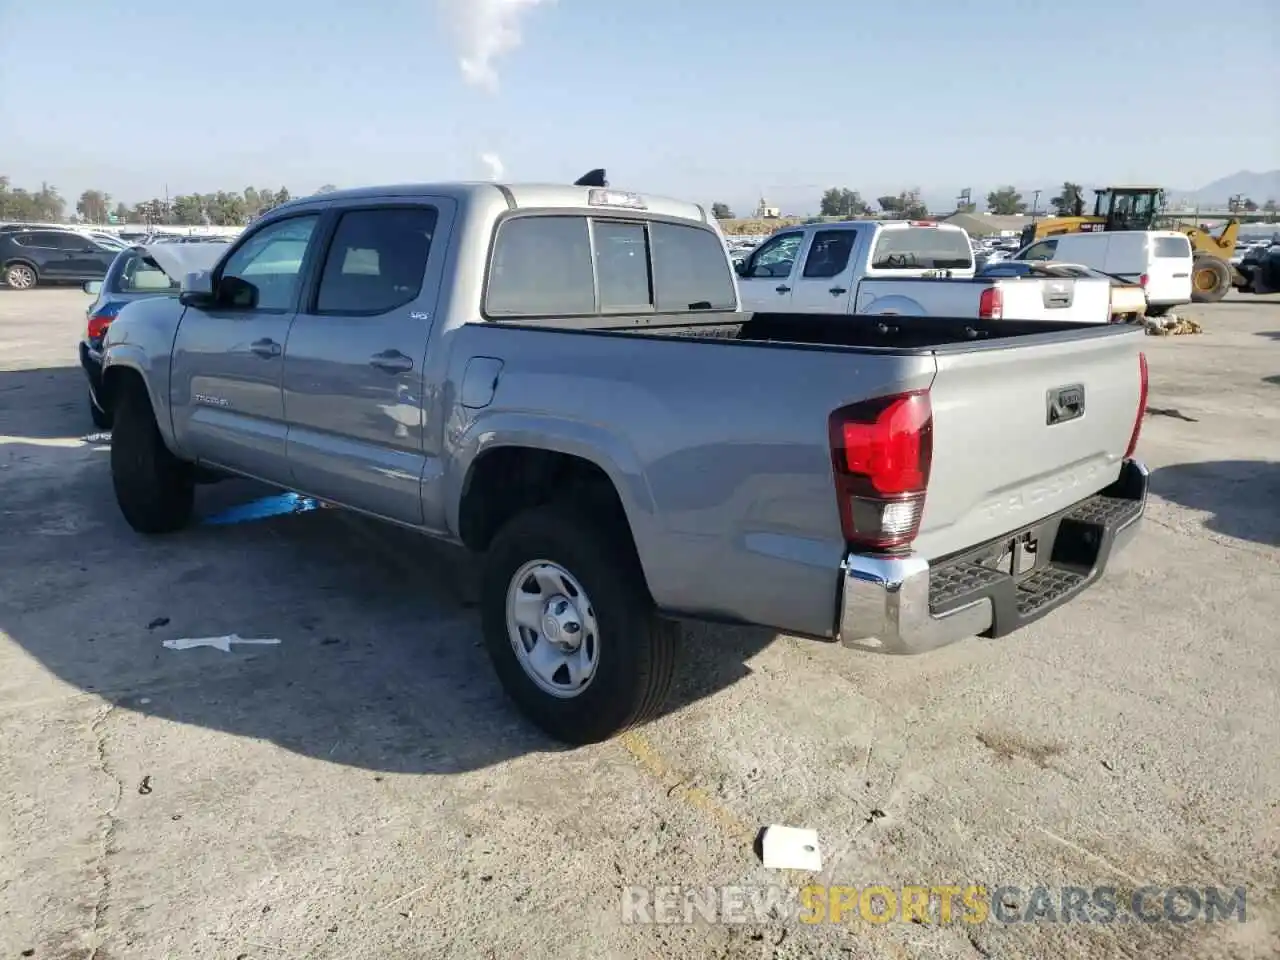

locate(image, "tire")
[[481, 502, 678, 744], [89, 394, 112, 430], [110, 382, 194, 533], [1190, 256, 1230, 303], [3, 262, 38, 290]]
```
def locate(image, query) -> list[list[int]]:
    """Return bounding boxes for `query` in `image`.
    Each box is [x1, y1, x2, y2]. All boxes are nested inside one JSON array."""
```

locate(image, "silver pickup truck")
[[98, 179, 1151, 743]]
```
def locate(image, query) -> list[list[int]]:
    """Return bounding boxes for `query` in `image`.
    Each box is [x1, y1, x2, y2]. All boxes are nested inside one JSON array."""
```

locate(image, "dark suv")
[[1, 229, 119, 289]]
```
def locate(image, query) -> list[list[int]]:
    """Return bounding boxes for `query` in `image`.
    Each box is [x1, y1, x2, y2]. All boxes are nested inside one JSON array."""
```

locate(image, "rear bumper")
[[838, 458, 1148, 655]]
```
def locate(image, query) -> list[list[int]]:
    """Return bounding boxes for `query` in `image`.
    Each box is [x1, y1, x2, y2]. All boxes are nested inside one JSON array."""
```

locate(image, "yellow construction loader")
[[1018, 186, 1241, 302]]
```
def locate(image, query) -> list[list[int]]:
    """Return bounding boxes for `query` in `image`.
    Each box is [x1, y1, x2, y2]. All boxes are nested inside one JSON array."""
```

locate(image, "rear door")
[[170, 213, 322, 481], [1145, 234, 1193, 304], [282, 199, 453, 525], [788, 227, 862, 312], [736, 230, 804, 311], [914, 327, 1144, 561]]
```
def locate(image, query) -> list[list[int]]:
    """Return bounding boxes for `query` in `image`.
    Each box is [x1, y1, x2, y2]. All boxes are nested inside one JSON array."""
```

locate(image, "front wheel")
[[110, 382, 194, 533], [481, 502, 678, 744], [1190, 256, 1231, 303]]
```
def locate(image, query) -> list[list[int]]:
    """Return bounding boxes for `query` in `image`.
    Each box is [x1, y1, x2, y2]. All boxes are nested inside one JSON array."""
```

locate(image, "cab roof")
[[274, 181, 711, 225]]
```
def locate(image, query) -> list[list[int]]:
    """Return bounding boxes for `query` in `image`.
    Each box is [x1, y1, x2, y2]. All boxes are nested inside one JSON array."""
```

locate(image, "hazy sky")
[[2, 0, 1277, 213]]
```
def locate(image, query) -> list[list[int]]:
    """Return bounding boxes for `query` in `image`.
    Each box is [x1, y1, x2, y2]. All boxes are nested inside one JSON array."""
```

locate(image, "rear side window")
[[871, 228, 973, 270], [486, 215, 735, 317], [12, 231, 64, 249], [113, 252, 178, 293], [487, 216, 596, 317], [803, 230, 856, 278], [650, 222, 736, 311], [1153, 235, 1191, 258], [315, 207, 438, 315]]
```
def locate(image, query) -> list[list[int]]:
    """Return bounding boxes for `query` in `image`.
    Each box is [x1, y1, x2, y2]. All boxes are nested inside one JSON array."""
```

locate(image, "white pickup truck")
[[736, 220, 1112, 323]]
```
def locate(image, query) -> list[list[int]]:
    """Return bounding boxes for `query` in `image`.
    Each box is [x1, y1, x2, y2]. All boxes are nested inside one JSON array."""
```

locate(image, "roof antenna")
[[574, 169, 608, 188]]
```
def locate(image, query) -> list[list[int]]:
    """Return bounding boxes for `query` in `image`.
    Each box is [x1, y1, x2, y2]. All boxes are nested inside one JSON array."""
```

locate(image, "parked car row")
[[1, 223, 234, 289]]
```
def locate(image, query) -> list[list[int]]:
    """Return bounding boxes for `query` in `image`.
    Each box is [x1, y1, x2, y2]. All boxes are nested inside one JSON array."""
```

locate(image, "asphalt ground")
[[1, 288, 1277, 959]]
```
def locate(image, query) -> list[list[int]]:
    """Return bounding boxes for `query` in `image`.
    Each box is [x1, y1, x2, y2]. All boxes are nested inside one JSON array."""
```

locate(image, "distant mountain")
[[1171, 170, 1280, 205]]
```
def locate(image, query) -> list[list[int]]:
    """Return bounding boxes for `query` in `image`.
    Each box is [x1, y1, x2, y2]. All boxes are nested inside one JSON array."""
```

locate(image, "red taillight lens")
[[87, 313, 113, 341], [1124, 352, 1148, 458], [1139, 274, 1149, 288], [978, 286, 1003, 319], [829, 391, 933, 551]]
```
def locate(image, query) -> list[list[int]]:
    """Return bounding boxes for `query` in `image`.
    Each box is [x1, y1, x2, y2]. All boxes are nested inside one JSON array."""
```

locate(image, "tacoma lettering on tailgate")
[[974, 462, 1105, 525]]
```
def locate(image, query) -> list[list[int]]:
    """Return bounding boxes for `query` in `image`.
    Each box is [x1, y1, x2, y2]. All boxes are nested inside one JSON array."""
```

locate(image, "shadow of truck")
[[1149, 460, 1280, 547]]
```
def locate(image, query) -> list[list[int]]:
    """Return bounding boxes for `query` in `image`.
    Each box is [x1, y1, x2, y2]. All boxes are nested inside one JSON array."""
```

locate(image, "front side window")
[[745, 233, 802, 279], [1020, 239, 1059, 262], [219, 215, 319, 311], [315, 207, 438, 315]]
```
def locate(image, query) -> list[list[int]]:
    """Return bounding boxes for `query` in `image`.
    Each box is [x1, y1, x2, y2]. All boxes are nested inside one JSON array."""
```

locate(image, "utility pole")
[[1032, 189, 1042, 220]]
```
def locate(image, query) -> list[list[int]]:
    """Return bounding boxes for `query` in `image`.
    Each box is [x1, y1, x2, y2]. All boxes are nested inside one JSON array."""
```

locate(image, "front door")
[[736, 231, 805, 311], [788, 227, 862, 313], [60, 235, 118, 279], [169, 213, 322, 483], [282, 200, 453, 525]]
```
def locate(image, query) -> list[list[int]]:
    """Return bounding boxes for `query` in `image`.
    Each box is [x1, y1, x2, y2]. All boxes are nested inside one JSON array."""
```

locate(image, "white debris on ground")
[[162, 635, 282, 653], [760, 825, 823, 871]]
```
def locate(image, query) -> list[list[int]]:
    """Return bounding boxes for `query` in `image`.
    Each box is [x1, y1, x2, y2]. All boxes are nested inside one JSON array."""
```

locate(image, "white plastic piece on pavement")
[[761, 825, 823, 872], [163, 635, 281, 653]]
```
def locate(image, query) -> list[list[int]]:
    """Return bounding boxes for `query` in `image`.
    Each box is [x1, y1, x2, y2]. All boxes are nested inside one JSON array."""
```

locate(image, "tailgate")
[[999, 277, 1113, 324], [915, 326, 1143, 560]]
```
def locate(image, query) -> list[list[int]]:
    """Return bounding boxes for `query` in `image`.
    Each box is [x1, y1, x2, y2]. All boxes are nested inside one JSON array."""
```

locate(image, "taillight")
[[978, 286, 1003, 319], [829, 391, 933, 551], [1139, 274, 1149, 288], [86, 302, 122, 342], [1124, 352, 1149, 458]]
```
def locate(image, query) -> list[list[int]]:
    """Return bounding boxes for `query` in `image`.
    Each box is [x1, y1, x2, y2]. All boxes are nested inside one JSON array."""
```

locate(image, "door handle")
[[829, 286, 848, 296], [369, 349, 413, 374], [249, 338, 281, 359], [775, 285, 791, 294]]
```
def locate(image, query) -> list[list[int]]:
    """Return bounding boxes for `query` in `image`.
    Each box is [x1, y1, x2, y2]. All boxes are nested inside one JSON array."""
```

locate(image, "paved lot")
[[1, 288, 1278, 960]]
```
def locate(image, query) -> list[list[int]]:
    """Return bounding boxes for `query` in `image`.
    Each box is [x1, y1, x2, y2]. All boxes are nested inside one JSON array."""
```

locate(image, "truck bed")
[[453, 313, 1145, 636], [583, 310, 1129, 352]]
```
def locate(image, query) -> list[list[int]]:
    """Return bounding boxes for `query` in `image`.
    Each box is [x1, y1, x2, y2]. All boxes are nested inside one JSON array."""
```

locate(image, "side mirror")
[[83, 280, 102, 295], [734, 260, 748, 277], [179, 270, 216, 307]]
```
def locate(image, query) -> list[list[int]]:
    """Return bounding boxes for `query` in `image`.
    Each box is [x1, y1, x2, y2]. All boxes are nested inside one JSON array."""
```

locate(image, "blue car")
[[80, 243, 227, 428]]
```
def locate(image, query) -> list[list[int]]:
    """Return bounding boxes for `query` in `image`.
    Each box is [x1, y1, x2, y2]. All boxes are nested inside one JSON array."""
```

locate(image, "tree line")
[[1, 175, 340, 226], [712, 182, 1276, 220]]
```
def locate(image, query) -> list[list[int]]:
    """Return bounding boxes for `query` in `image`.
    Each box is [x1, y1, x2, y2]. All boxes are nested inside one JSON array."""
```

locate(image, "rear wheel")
[[1190, 256, 1230, 303], [3, 262, 37, 290], [481, 502, 678, 744], [110, 381, 194, 533]]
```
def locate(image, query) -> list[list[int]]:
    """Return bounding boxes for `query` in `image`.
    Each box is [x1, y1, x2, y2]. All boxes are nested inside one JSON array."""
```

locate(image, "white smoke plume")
[[480, 153, 505, 180], [436, 0, 555, 93]]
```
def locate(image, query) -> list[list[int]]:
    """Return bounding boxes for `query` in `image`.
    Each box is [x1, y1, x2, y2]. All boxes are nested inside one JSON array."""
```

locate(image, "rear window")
[[111, 252, 177, 293], [871, 227, 973, 270], [486, 215, 734, 318], [1153, 235, 1192, 258]]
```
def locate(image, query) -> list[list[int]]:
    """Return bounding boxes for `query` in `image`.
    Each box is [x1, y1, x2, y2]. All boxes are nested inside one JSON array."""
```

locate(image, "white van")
[[1013, 230, 1193, 314]]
